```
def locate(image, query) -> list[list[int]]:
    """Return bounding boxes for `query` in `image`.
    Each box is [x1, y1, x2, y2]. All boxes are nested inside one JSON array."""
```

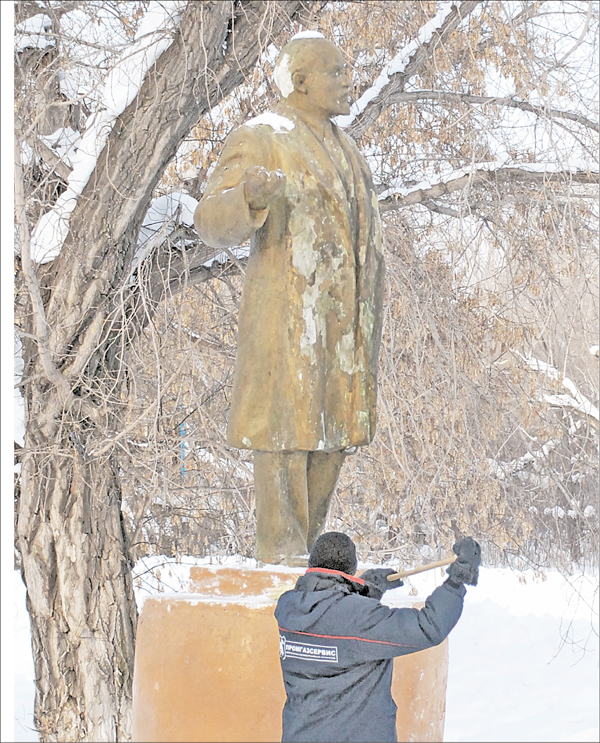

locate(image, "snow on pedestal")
[[131, 564, 448, 742]]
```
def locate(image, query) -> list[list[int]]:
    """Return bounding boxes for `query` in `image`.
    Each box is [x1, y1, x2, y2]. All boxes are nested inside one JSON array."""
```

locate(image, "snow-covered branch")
[[130, 191, 251, 294], [378, 160, 600, 212], [336, 3, 455, 128], [130, 192, 198, 280], [29, 1, 188, 264], [15, 13, 54, 52], [516, 353, 599, 423], [338, 0, 481, 136]]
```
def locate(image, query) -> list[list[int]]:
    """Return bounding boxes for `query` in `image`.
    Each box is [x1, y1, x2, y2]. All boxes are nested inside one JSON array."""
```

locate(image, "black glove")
[[446, 537, 481, 587], [359, 568, 404, 600]]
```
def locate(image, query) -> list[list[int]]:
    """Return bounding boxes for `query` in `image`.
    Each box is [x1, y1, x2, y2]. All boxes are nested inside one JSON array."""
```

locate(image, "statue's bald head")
[[274, 32, 340, 98], [272, 32, 351, 119]]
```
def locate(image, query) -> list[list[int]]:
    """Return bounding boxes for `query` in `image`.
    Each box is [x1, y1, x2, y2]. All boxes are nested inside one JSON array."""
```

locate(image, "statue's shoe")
[[283, 554, 309, 567], [255, 553, 309, 568]]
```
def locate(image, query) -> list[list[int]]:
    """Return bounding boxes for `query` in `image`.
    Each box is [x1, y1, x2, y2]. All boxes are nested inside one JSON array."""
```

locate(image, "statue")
[[194, 32, 384, 564]]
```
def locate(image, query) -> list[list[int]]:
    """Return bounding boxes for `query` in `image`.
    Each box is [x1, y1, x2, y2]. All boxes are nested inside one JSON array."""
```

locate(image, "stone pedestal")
[[131, 565, 448, 742]]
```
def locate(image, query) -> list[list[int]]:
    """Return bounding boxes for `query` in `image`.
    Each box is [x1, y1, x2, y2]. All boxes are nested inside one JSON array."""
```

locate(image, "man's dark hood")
[[295, 568, 369, 595], [277, 569, 372, 634]]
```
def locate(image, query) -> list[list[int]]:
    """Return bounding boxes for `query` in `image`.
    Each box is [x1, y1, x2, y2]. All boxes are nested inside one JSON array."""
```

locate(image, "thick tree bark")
[[19, 418, 137, 741], [16, 2, 304, 740]]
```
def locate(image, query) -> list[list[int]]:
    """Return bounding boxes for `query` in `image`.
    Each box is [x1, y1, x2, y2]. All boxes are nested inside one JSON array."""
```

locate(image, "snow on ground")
[[14, 572, 36, 743], [396, 567, 599, 743], [13, 564, 599, 742]]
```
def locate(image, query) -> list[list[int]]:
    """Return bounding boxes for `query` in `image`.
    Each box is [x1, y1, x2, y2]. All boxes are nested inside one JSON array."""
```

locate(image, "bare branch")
[[14, 132, 72, 406], [423, 200, 462, 219], [26, 134, 73, 180], [476, 1, 544, 52], [125, 224, 246, 337], [89, 352, 198, 458], [379, 165, 600, 212], [385, 90, 600, 133], [554, 0, 593, 68]]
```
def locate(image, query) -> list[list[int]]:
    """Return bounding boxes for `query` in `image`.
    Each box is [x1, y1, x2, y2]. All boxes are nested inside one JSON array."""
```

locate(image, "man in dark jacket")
[[274, 531, 480, 742]]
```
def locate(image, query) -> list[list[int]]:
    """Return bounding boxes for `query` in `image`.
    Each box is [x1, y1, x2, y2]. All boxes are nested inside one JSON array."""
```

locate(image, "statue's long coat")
[[194, 103, 384, 452]]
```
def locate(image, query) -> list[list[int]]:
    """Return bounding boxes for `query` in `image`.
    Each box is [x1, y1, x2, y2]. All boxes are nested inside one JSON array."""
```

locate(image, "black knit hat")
[[308, 532, 357, 575]]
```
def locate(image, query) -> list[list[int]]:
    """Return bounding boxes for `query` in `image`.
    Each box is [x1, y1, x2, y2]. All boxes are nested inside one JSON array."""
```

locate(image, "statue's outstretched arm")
[[194, 126, 277, 249]]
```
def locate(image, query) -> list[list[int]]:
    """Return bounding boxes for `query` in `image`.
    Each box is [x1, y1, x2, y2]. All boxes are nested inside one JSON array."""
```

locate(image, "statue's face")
[[297, 44, 352, 118]]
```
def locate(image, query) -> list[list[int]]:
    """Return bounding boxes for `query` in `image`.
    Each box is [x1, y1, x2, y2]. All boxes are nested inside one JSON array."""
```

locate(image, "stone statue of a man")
[[194, 32, 384, 564]]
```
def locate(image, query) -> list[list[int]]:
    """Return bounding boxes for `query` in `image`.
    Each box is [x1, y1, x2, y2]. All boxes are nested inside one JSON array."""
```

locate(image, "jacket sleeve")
[[193, 125, 275, 249], [344, 580, 466, 661]]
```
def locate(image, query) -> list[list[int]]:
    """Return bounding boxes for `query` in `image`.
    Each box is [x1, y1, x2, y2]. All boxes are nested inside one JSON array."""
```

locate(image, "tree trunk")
[[18, 402, 137, 742]]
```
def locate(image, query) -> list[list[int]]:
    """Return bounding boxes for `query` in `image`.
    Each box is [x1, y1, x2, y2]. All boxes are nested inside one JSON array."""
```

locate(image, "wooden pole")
[[386, 555, 456, 581]]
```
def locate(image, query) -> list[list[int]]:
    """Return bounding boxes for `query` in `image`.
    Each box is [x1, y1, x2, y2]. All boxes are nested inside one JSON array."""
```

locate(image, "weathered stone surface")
[[195, 100, 384, 452]]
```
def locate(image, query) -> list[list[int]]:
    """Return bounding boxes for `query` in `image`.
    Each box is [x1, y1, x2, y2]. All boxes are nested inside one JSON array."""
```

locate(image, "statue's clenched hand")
[[243, 166, 286, 210]]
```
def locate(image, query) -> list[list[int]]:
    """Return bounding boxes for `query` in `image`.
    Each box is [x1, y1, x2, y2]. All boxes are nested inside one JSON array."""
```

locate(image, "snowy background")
[[13, 561, 598, 742]]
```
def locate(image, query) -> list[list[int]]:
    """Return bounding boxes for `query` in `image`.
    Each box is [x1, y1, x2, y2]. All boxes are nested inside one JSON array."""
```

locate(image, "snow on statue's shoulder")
[[245, 112, 295, 132], [291, 30, 326, 40]]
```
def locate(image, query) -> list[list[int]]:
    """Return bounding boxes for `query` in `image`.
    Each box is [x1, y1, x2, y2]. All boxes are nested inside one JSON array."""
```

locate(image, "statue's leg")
[[253, 450, 310, 563], [306, 450, 346, 550]]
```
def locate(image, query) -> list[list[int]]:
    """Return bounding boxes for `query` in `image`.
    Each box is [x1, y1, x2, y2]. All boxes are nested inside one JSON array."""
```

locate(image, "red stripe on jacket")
[[278, 627, 421, 649]]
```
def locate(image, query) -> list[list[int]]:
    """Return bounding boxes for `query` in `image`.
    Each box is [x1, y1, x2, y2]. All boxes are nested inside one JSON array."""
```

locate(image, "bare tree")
[[14, 2, 308, 739]]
